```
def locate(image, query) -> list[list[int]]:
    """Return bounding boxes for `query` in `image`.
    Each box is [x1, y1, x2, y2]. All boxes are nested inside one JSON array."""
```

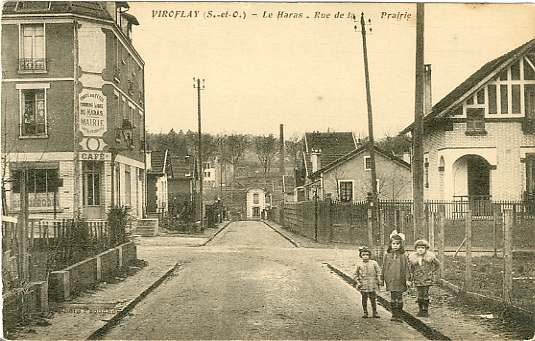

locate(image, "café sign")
[[79, 89, 107, 137]]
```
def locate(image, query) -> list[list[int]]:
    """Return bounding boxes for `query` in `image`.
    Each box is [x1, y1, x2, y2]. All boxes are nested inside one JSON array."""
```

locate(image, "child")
[[408, 239, 441, 317], [353, 246, 381, 318], [381, 230, 409, 322]]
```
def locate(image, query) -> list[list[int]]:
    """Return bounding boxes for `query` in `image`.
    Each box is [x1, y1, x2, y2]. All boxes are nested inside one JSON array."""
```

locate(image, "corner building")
[[2, 1, 146, 220]]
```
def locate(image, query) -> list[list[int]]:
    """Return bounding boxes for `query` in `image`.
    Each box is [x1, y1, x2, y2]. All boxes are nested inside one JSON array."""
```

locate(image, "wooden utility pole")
[[194, 78, 205, 230], [359, 12, 379, 245], [413, 3, 425, 238], [279, 124, 284, 176]]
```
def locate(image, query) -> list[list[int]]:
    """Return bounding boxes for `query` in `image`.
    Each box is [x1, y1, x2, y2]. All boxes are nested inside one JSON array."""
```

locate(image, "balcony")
[[18, 58, 47, 73]]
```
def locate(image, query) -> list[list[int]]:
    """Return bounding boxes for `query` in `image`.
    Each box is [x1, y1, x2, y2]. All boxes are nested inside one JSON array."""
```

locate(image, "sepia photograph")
[[1, 1, 535, 340]]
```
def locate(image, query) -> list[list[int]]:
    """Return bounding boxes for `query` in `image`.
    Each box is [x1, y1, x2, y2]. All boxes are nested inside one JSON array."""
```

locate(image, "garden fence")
[[275, 199, 535, 312]]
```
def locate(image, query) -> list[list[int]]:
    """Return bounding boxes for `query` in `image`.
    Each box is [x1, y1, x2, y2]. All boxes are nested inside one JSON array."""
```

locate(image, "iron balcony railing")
[[18, 58, 47, 72]]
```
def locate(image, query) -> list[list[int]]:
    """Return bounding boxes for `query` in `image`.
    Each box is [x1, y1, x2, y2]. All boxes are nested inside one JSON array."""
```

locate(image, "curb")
[[262, 220, 299, 247], [326, 263, 452, 341], [199, 220, 232, 246], [86, 263, 179, 340]]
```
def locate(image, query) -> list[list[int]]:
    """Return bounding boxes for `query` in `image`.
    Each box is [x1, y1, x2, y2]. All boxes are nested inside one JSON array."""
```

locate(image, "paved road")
[[103, 221, 425, 340]]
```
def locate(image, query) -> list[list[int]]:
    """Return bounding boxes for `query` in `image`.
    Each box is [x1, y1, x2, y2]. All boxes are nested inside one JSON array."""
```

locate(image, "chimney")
[[311, 149, 321, 173], [424, 64, 432, 115]]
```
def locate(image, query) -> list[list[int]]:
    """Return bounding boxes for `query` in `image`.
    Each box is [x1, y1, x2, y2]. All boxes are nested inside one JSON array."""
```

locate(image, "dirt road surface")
[[103, 221, 425, 340]]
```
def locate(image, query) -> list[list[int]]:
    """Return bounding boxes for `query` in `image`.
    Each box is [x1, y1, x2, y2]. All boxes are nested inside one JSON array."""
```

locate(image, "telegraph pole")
[[358, 12, 380, 252], [194, 78, 205, 230], [413, 3, 425, 238]]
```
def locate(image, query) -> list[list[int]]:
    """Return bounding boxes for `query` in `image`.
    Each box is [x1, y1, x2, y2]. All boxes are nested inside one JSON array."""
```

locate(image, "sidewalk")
[[263, 220, 532, 341], [6, 223, 229, 341]]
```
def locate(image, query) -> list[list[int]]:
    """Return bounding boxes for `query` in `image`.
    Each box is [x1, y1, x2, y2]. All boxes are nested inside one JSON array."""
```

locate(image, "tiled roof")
[[148, 150, 172, 176], [169, 156, 193, 180], [316, 143, 410, 175], [402, 37, 535, 133], [2, 1, 114, 20], [303, 132, 356, 175]]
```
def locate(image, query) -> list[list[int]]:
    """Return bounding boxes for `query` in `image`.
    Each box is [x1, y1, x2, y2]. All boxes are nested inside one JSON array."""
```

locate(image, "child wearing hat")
[[381, 230, 410, 322], [408, 239, 441, 317], [353, 246, 381, 318]]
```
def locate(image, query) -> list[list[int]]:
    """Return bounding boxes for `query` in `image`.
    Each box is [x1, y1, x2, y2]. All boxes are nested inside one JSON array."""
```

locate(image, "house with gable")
[[296, 131, 357, 201], [402, 38, 535, 204], [313, 144, 412, 203], [146, 150, 173, 216]]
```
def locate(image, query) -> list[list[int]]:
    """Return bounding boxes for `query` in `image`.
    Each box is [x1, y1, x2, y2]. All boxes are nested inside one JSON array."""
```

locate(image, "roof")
[[402, 37, 535, 134], [303, 132, 357, 175], [169, 156, 194, 180], [148, 150, 172, 176], [2, 1, 114, 20], [315, 143, 411, 176]]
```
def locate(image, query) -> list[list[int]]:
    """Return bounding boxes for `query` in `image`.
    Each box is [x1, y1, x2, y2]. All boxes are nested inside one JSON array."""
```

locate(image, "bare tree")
[[254, 134, 278, 179], [285, 133, 303, 168], [224, 134, 248, 207]]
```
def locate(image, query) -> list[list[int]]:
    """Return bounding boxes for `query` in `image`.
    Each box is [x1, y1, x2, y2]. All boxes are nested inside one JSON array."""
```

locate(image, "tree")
[[285, 133, 303, 168], [254, 134, 278, 179], [223, 134, 248, 208]]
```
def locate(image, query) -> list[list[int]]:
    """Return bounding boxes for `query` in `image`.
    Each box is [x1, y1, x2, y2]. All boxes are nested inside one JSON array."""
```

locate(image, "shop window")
[[12, 168, 58, 208], [21, 88, 46, 137], [339, 181, 353, 203], [83, 161, 101, 206]]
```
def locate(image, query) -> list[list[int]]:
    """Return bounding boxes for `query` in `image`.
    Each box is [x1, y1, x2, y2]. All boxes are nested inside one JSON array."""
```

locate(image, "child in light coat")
[[408, 239, 441, 317], [353, 247, 381, 318]]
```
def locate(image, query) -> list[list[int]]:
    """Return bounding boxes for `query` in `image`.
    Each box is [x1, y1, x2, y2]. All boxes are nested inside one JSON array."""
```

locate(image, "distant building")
[[146, 150, 172, 216], [297, 131, 357, 201], [1, 1, 146, 220], [246, 187, 267, 220], [312, 144, 412, 202], [402, 38, 535, 203]]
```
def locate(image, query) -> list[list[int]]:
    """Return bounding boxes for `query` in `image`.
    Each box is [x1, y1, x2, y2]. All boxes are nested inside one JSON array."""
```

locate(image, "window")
[[488, 85, 497, 114], [253, 193, 259, 204], [525, 154, 535, 200], [466, 108, 485, 133], [339, 181, 353, 203], [20, 24, 45, 72], [12, 168, 58, 208], [364, 157, 371, 170], [83, 161, 101, 206], [21, 88, 46, 136], [424, 156, 429, 188], [125, 166, 131, 206]]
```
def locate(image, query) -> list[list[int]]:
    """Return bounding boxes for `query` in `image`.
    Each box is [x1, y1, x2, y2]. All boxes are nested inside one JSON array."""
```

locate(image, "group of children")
[[353, 230, 440, 322]]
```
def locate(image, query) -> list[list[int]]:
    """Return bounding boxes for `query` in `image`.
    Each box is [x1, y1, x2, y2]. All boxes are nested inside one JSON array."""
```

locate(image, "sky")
[[127, 2, 535, 138]]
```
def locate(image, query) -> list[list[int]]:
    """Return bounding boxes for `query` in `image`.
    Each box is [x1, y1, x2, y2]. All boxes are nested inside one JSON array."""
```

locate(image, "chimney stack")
[[311, 149, 321, 173]]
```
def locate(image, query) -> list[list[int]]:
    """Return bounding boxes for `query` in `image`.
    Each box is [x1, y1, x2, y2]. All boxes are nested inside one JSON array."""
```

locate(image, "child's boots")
[[416, 299, 430, 317], [362, 306, 369, 318]]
